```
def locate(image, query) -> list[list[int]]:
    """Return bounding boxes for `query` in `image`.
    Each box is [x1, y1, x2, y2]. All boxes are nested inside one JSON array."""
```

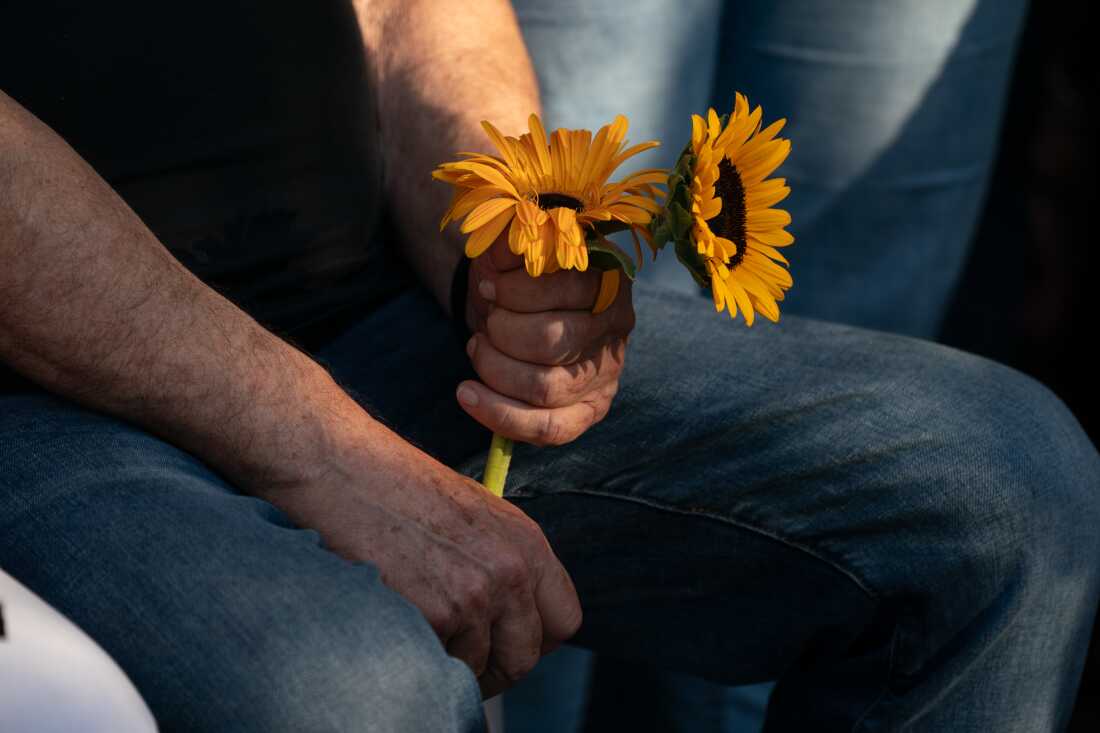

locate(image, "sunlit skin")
[[0, 0, 626, 699]]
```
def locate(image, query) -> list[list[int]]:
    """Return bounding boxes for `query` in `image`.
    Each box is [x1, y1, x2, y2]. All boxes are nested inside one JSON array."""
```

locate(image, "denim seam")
[[510, 486, 880, 601]]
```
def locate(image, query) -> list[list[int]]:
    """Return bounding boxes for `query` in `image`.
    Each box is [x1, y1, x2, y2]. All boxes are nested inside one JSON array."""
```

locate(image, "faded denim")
[[2, 283, 1097, 731], [512, 0, 1030, 728]]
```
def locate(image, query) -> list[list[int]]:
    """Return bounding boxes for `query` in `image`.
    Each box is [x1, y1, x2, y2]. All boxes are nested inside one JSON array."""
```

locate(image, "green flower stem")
[[482, 433, 513, 497]]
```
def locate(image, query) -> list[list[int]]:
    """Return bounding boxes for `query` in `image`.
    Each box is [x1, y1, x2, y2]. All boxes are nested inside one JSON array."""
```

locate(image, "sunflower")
[[661, 93, 793, 326], [433, 114, 664, 307]]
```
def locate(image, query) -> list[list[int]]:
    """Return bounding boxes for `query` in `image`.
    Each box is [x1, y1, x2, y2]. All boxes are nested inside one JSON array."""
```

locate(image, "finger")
[[455, 379, 617, 446], [481, 588, 542, 695], [487, 267, 602, 313], [531, 550, 583, 650], [446, 622, 491, 678], [485, 308, 622, 366], [488, 233, 524, 272], [467, 333, 621, 409]]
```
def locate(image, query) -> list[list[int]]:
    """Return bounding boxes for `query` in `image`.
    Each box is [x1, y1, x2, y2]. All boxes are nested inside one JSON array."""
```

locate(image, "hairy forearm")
[[0, 91, 375, 493], [356, 0, 541, 310]]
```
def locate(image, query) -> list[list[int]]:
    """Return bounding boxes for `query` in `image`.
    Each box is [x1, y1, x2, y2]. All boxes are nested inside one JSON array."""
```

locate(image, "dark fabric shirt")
[[1, 1, 413, 394]]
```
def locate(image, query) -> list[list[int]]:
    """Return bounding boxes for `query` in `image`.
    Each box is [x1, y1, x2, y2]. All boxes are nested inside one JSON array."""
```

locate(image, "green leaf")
[[586, 236, 637, 280]]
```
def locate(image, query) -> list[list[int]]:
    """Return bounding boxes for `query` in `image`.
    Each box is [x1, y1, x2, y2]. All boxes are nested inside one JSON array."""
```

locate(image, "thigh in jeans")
[[319, 286, 1100, 730], [0, 390, 484, 733], [715, 0, 1028, 337]]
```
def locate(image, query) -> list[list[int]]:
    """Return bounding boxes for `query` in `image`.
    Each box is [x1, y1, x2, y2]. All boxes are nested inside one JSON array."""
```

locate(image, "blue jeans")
[[2, 285, 1097, 731], [513, 0, 1029, 727]]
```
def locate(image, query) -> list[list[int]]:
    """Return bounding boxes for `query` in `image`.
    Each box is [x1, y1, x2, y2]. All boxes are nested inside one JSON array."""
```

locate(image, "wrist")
[[204, 348, 373, 497]]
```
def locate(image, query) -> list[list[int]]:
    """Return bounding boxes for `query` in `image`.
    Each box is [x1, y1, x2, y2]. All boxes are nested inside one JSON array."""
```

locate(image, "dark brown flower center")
[[706, 157, 748, 268], [538, 193, 584, 211]]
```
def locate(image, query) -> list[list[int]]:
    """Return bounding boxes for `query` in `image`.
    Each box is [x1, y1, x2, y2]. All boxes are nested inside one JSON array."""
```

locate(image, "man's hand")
[[270, 422, 582, 699], [0, 88, 581, 698], [457, 238, 635, 446]]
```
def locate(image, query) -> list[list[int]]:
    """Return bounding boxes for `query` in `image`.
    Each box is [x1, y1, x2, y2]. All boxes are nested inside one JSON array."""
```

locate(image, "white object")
[[0, 567, 157, 732]]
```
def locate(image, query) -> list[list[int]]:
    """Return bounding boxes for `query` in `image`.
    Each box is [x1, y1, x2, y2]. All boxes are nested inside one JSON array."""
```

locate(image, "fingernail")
[[478, 279, 496, 301], [457, 384, 479, 407], [466, 335, 477, 359]]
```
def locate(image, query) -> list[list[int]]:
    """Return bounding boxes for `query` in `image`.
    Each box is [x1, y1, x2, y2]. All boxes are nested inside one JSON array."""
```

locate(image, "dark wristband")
[[450, 256, 472, 342]]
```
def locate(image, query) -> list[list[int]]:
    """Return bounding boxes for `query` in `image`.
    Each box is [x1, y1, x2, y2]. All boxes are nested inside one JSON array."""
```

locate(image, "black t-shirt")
[[1, 1, 413, 389]]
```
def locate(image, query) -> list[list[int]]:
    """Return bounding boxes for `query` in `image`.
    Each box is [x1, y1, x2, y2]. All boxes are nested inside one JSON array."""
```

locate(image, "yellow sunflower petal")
[[605, 140, 660, 177], [616, 195, 663, 214], [748, 227, 795, 247], [691, 114, 707, 154], [579, 123, 613, 190], [526, 218, 558, 277], [550, 207, 584, 270], [746, 240, 790, 265], [461, 198, 517, 233], [727, 278, 756, 327], [480, 120, 521, 172], [739, 140, 792, 186], [592, 269, 620, 314], [571, 129, 591, 190], [706, 108, 722, 140], [707, 261, 728, 313], [743, 252, 793, 288], [746, 207, 792, 232], [745, 181, 791, 209], [449, 161, 520, 198], [464, 206, 514, 258], [528, 114, 553, 177], [507, 215, 524, 255], [749, 290, 781, 322]]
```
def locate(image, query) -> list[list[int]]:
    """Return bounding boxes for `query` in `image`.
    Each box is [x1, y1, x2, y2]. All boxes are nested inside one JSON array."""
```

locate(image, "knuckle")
[[551, 316, 590, 363], [543, 317, 570, 360], [584, 400, 603, 429], [455, 569, 492, 615], [528, 371, 555, 407], [430, 605, 462, 640], [591, 386, 618, 425], [536, 412, 569, 446], [530, 369, 574, 407], [487, 552, 528, 591]]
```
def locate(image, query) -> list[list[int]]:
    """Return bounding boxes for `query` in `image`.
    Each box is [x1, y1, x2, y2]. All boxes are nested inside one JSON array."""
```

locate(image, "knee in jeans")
[[921, 356, 1100, 599], [223, 608, 483, 733], [875, 354, 1100, 678]]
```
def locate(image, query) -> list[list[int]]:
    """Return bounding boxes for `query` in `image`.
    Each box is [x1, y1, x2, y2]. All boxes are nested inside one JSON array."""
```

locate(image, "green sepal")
[[649, 143, 698, 253], [666, 201, 692, 240], [674, 235, 710, 289], [673, 144, 695, 181], [586, 235, 637, 280]]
